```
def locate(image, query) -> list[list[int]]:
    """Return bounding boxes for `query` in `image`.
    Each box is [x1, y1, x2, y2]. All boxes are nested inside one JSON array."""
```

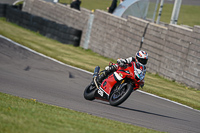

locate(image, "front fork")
[[117, 79, 125, 90], [111, 79, 126, 95]]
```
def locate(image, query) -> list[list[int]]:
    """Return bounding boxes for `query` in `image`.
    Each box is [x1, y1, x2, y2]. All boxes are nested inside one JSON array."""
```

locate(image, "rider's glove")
[[117, 58, 126, 67], [105, 66, 110, 70], [105, 64, 117, 71]]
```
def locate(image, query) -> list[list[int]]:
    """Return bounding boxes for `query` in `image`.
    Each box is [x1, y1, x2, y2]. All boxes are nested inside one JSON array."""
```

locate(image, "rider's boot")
[[97, 65, 117, 84], [97, 70, 108, 84]]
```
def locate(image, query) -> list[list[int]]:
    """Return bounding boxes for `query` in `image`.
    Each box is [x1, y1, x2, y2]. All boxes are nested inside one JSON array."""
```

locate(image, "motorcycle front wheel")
[[109, 84, 133, 106], [84, 84, 96, 100]]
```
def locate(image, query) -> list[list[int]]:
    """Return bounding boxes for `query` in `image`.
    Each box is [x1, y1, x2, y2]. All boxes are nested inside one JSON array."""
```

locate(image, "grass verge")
[[158, 4, 200, 26], [59, 0, 200, 27], [0, 18, 199, 111], [0, 92, 163, 133]]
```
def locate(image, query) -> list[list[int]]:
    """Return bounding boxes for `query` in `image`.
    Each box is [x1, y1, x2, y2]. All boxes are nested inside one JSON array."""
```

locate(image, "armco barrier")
[[4, 5, 82, 46], [22, 0, 91, 48], [0, 4, 7, 17]]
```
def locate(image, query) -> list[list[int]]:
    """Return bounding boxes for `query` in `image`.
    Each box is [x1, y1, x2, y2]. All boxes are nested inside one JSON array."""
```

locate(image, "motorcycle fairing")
[[94, 72, 122, 100], [94, 86, 109, 100], [99, 74, 117, 96], [99, 71, 127, 96]]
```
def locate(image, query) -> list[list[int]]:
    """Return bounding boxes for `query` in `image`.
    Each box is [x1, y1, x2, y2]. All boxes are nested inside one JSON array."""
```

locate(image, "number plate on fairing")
[[94, 87, 109, 100]]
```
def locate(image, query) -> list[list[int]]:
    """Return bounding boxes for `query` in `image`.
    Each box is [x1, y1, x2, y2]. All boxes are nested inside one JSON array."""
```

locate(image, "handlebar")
[[108, 62, 132, 70]]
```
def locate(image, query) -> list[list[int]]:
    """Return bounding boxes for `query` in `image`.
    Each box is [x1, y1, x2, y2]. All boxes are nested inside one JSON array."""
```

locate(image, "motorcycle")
[[83, 62, 145, 106]]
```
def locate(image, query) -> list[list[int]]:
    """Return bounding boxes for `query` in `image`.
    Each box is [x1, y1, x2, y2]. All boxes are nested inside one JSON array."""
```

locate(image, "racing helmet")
[[135, 50, 148, 65]]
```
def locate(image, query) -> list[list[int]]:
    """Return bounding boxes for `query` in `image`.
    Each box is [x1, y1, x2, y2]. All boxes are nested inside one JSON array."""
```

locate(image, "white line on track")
[[1, 35, 199, 113]]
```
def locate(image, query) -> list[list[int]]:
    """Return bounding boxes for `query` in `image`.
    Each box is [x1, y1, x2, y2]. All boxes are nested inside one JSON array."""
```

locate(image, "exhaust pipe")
[[93, 66, 100, 89]]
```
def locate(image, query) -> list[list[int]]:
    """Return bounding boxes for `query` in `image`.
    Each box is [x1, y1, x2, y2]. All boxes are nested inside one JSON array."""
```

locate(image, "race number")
[[98, 89, 103, 97]]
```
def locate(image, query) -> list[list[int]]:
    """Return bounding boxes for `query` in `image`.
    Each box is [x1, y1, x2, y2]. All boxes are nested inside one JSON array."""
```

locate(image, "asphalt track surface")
[[0, 36, 200, 133]]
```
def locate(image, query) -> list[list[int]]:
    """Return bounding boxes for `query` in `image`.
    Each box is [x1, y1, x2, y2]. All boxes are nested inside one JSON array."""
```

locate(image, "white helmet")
[[136, 50, 148, 65]]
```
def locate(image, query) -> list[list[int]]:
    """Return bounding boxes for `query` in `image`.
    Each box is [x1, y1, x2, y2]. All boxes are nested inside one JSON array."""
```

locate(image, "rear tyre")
[[84, 84, 96, 100], [109, 84, 133, 106]]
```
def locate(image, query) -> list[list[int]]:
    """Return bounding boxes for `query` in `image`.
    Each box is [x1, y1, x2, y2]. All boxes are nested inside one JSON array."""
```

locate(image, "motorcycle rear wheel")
[[109, 84, 133, 106], [84, 84, 96, 100]]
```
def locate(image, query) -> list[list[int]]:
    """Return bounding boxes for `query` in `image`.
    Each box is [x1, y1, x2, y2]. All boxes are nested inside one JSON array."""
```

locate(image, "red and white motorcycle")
[[84, 62, 145, 106]]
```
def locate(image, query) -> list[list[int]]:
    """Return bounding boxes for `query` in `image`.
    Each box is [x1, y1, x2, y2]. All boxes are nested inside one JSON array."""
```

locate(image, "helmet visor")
[[137, 57, 148, 65]]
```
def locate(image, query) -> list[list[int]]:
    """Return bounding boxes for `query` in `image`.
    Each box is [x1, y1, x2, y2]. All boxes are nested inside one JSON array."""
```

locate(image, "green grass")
[[159, 4, 200, 26], [60, 0, 121, 11], [0, 18, 200, 111], [59, 0, 200, 27], [0, 92, 163, 133], [144, 73, 200, 110], [0, 18, 115, 72]]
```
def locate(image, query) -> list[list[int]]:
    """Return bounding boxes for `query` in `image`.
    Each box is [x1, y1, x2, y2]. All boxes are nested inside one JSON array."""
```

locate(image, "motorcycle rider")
[[97, 50, 148, 88]]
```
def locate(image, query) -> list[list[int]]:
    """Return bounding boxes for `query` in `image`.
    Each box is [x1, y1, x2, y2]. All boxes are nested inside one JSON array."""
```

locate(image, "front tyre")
[[84, 85, 96, 100], [109, 84, 133, 106]]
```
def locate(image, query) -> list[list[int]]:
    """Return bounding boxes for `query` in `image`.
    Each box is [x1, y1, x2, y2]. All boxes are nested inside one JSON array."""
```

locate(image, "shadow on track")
[[94, 100, 189, 122]]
